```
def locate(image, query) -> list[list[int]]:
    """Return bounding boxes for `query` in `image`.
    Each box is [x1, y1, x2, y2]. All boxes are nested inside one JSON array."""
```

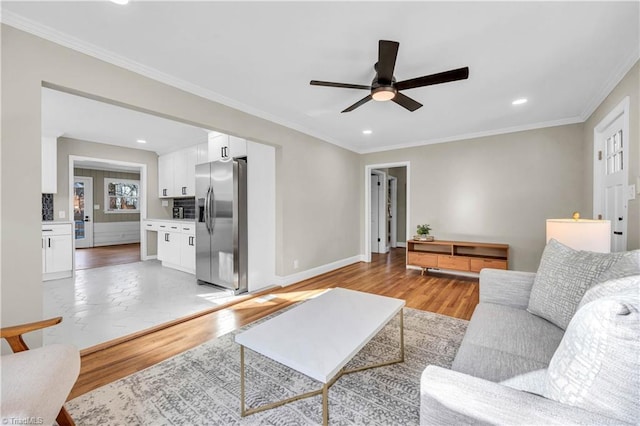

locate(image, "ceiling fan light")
[[372, 87, 396, 102]]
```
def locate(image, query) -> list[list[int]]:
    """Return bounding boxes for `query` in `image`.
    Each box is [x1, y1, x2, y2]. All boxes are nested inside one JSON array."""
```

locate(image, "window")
[[104, 178, 140, 213], [605, 129, 623, 175]]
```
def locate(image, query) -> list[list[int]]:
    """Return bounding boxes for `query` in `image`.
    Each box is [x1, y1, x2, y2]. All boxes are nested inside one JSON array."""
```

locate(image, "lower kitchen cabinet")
[[42, 222, 73, 281], [147, 220, 196, 274]]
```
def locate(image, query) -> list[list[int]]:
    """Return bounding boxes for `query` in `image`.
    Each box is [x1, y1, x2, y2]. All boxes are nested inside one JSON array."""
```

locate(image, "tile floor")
[[43, 260, 241, 349]]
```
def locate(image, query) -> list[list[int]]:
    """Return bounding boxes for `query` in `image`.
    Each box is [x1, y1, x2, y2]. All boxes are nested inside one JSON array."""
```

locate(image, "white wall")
[[247, 140, 276, 291], [1, 25, 360, 349]]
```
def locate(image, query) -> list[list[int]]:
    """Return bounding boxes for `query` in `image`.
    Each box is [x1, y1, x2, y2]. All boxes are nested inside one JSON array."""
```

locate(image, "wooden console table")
[[407, 239, 509, 275]]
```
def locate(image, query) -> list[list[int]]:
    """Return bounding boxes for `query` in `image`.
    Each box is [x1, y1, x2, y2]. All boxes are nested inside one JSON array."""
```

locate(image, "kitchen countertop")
[[144, 218, 196, 223], [42, 221, 73, 225]]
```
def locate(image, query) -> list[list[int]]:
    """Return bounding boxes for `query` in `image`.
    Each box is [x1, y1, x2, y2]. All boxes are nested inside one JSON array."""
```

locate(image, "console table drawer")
[[438, 255, 470, 271], [470, 258, 508, 272], [407, 252, 438, 268]]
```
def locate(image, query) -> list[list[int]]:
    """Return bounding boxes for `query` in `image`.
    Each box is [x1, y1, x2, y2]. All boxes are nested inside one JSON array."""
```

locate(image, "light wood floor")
[[75, 243, 141, 270], [70, 248, 478, 400]]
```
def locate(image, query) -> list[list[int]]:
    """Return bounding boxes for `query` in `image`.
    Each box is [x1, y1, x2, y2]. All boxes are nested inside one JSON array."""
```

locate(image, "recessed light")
[[110, 0, 130, 5], [512, 98, 528, 105], [136, 139, 147, 144], [362, 130, 373, 135]]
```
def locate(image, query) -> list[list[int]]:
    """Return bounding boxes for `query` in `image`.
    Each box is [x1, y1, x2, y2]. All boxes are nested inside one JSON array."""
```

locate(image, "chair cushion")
[[544, 296, 640, 423], [1, 344, 80, 425], [527, 239, 622, 330]]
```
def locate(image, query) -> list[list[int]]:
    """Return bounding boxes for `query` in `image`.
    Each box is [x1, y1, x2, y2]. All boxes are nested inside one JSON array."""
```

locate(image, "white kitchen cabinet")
[[208, 133, 247, 162], [196, 142, 208, 165], [42, 137, 58, 193], [180, 224, 196, 273], [158, 145, 198, 197], [42, 223, 73, 281], [158, 153, 175, 198], [157, 222, 181, 266], [145, 220, 196, 274]]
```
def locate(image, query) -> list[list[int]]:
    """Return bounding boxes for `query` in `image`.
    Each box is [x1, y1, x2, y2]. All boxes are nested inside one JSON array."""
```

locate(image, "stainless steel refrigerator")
[[195, 158, 247, 294]]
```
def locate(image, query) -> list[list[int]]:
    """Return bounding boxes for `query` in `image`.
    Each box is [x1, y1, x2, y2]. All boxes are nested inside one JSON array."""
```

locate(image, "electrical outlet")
[[293, 260, 299, 269], [58, 210, 65, 219], [161, 200, 169, 207], [94, 204, 100, 210]]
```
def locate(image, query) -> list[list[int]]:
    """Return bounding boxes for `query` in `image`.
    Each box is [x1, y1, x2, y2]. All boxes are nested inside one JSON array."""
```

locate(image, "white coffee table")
[[235, 288, 405, 425]]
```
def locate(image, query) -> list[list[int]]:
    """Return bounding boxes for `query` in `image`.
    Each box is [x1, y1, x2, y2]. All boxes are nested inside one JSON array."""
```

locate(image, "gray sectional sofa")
[[420, 240, 640, 425]]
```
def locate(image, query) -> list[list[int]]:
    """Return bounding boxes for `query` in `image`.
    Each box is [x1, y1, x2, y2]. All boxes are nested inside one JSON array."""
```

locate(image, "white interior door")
[[388, 177, 397, 248], [594, 108, 628, 252], [370, 174, 379, 253], [74, 176, 94, 248]]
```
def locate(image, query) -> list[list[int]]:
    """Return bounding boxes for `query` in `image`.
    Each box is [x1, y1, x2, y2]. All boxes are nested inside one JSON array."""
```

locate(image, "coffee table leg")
[[322, 382, 329, 426], [240, 345, 246, 417]]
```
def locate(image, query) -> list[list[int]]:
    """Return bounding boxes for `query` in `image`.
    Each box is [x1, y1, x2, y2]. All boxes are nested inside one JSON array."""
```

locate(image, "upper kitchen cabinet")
[[196, 142, 208, 165], [158, 145, 198, 198], [42, 137, 57, 193], [208, 133, 247, 162]]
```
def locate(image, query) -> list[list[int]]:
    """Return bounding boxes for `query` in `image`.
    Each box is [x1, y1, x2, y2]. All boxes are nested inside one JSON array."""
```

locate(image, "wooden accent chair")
[[1, 317, 80, 426]]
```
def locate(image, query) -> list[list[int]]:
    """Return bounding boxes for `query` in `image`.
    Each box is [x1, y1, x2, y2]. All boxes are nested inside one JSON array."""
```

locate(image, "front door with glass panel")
[[74, 176, 94, 248]]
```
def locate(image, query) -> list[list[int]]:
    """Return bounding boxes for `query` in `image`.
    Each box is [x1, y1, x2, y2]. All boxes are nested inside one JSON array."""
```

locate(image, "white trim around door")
[[364, 161, 410, 263]]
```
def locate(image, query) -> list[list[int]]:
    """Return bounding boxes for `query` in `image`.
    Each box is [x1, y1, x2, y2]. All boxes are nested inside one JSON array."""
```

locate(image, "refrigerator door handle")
[[209, 186, 216, 235], [204, 186, 212, 234]]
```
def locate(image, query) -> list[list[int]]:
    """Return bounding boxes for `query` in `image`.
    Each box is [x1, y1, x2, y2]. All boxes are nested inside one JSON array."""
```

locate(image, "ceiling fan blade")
[[392, 92, 423, 112], [342, 95, 373, 113], [377, 40, 399, 83], [395, 67, 469, 91], [310, 80, 371, 90]]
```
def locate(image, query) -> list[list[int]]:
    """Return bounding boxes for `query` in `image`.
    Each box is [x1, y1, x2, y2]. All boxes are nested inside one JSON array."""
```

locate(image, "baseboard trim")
[[396, 242, 407, 248], [276, 255, 362, 287]]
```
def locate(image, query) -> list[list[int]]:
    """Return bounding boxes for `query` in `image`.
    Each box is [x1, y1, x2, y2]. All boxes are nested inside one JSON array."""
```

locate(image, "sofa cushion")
[[544, 296, 640, 424], [451, 303, 564, 382], [527, 239, 622, 330], [500, 368, 547, 396], [578, 275, 640, 310]]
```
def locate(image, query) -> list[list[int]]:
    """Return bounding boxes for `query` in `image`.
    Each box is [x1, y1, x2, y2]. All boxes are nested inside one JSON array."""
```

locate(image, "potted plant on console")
[[416, 224, 433, 241]]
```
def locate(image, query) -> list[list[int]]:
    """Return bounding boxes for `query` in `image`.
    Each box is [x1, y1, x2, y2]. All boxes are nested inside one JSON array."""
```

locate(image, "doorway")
[[370, 171, 387, 254], [74, 176, 94, 248], [593, 97, 630, 252], [364, 162, 410, 262]]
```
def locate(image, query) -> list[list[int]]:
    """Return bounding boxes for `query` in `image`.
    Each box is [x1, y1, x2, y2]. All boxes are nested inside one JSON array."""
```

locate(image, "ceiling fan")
[[310, 40, 469, 113]]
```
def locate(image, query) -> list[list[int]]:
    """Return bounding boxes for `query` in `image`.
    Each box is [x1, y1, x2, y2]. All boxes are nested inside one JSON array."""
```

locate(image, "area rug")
[[67, 306, 468, 425]]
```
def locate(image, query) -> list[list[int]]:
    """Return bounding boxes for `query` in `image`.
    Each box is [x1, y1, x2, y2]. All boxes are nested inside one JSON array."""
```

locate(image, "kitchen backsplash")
[[42, 194, 54, 221], [174, 198, 195, 219]]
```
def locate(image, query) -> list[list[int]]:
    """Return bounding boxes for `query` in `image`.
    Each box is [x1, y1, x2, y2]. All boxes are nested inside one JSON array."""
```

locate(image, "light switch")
[[629, 184, 637, 200], [94, 204, 100, 210], [58, 210, 66, 219]]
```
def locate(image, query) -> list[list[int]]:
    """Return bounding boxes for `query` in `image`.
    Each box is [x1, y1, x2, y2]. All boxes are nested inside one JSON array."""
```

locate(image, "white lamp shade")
[[546, 219, 611, 253]]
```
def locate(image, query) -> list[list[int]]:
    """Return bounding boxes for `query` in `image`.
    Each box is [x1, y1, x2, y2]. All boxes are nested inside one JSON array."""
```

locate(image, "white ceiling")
[[5, 1, 640, 154]]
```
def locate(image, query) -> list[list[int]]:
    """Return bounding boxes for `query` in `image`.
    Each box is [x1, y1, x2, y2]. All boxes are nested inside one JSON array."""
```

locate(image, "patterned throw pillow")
[[595, 250, 640, 282], [527, 239, 622, 330], [544, 297, 640, 423], [578, 275, 640, 311]]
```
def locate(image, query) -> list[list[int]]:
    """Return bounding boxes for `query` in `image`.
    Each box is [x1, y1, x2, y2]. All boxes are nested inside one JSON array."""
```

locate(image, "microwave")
[[172, 206, 184, 219]]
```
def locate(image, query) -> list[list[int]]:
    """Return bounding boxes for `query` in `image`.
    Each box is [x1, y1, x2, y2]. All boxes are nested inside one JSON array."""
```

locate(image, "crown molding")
[[357, 116, 584, 154], [0, 11, 351, 152], [579, 49, 639, 122]]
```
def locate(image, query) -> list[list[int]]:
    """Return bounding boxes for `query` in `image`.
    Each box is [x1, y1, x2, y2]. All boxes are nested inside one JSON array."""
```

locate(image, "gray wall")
[[582, 61, 639, 250], [74, 168, 142, 223], [361, 124, 585, 272], [1, 25, 360, 347]]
